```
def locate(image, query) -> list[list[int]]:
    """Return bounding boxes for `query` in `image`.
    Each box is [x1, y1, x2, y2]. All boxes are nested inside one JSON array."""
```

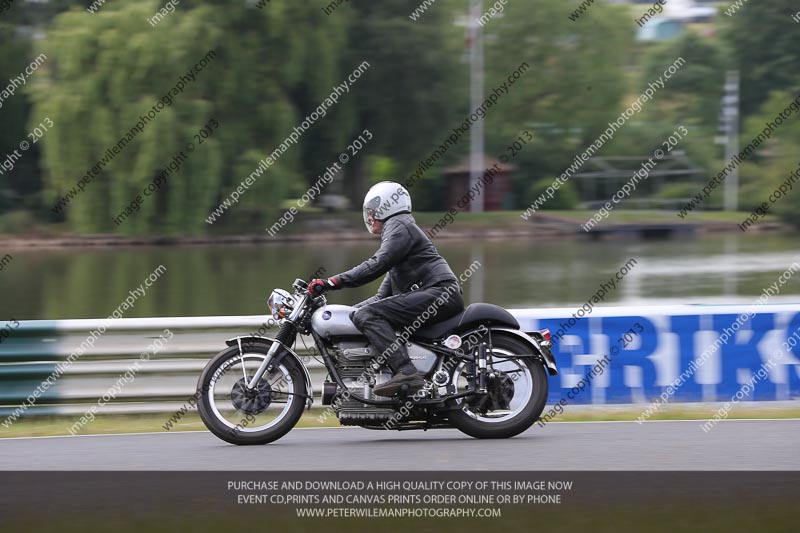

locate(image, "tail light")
[[526, 328, 552, 347]]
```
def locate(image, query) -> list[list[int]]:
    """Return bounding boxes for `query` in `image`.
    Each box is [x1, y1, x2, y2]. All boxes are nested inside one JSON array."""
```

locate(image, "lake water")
[[2, 232, 799, 321]]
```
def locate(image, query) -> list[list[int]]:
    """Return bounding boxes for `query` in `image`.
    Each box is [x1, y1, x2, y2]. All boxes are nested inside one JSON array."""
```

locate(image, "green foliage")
[[5, 0, 800, 235], [0, 23, 33, 208], [0, 210, 41, 234], [366, 156, 398, 186], [24, 0, 466, 233], [475, 1, 637, 208], [32, 3, 219, 232], [738, 91, 800, 225], [345, 0, 465, 200], [654, 182, 701, 199], [484, 1, 634, 168], [30, 1, 352, 234], [634, 32, 729, 185], [719, 43, 795, 215], [725, 0, 800, 117], [639, 32, 728, 130], [526, 178, 579, 210]]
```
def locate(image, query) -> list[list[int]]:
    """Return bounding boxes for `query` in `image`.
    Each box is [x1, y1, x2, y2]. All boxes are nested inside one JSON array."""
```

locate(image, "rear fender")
[[457, 327, 558, 376], [224, 336, 314, 408]]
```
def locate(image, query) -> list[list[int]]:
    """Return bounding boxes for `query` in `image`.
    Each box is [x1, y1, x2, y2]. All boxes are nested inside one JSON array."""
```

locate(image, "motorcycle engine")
[[326, 341, 399, 425]]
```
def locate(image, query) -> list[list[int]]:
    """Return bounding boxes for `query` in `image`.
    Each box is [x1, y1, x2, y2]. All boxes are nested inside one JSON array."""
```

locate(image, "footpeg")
[[397, 384, 410, 399]]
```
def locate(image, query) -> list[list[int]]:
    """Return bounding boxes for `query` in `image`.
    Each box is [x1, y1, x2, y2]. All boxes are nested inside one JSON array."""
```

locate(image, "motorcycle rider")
[[308, 181, 464, 397]]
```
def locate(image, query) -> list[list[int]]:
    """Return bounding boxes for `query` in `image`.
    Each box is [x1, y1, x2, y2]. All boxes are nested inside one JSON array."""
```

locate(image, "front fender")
[[225, 335, 314, 408], [486, 328, 558, 376]]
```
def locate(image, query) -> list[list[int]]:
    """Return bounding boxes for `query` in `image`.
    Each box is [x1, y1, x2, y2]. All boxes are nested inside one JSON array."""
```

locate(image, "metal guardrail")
[[0, 316, 324, 418]]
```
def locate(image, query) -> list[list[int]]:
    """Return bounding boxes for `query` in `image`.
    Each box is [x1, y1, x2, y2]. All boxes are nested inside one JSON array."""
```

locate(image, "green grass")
[[413, 210, 534, 228], [1, 208, 787, 242], [542, 209, 779, 225], [274, 209, 769, 236], [298, 209, 780, 230], [0, 409, 338, 438], [262, 209, 538, 234], [2, 404, 797, 439]]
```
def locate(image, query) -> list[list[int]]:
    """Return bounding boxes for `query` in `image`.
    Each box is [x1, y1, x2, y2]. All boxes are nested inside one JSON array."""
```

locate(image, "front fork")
[[246, 342, 282, 389], [245, 321, 296, 390], [245, 294, 309, 389]]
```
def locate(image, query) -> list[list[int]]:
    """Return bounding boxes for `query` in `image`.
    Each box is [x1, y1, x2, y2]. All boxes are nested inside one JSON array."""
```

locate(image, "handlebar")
[[292, 278, 309, 294]]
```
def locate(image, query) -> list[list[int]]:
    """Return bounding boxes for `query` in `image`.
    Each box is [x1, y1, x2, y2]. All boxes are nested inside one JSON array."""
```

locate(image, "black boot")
[[373, 362, 425, 397]]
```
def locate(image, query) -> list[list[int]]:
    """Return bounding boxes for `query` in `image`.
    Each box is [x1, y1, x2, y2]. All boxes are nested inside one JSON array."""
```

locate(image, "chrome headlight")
[[267, 288, 294, 320]]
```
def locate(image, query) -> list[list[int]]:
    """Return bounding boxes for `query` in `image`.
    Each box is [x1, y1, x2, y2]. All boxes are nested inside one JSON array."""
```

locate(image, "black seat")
[[411, 303, 519, 340]]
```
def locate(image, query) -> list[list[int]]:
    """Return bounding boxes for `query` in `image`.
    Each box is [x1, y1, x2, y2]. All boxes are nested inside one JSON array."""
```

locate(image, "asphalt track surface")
[[1, 419, 798, 470]]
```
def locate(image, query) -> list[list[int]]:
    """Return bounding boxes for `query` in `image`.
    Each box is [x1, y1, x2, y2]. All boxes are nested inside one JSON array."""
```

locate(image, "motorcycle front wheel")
[[197, 344, 306, 445]]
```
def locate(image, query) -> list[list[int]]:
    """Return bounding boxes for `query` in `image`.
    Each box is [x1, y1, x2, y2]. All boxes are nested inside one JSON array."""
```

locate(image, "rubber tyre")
[[448, 335, 549, 439], [197, 345, 306, 445]]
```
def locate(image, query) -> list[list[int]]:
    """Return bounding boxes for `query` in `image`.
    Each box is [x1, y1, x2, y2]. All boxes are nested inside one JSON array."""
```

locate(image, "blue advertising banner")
[[513, 304, 800, 404]]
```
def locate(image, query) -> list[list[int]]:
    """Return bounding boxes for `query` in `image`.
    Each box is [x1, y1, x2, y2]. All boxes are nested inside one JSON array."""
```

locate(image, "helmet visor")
[[362, 207, 373, 232], [362, 194, 382, 232]]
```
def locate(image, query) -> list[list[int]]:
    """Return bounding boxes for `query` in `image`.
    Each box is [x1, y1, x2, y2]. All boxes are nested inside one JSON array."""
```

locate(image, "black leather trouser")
[[351, 283, 464, 372]]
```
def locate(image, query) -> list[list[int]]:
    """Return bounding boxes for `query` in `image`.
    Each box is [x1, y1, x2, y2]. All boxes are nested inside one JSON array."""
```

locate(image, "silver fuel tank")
[[311, 304, 438, 374]]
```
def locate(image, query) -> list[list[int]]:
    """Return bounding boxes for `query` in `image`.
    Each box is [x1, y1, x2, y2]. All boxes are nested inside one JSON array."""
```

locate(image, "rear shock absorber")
[[477, 343, 488, 394]]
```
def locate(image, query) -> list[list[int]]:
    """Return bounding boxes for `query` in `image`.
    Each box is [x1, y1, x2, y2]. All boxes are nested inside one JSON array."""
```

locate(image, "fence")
[[1, 304, 799, 418], [0, 316, 324, 418]]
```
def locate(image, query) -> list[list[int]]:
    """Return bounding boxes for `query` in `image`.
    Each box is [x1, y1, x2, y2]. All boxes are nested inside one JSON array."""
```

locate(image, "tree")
[[738, 91, 800, 224], [623, 32, 729, 191], [639, 32, 728, 130], [724, 0, 800, 219], [343, 0, 466, 204], [726, 0, 800, 117], [0, 23, 34, 211], [481, 0, 635, 206], [31, 1, 349, 234]]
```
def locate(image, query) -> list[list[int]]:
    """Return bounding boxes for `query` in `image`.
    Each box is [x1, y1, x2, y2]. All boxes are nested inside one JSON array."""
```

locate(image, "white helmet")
[[362, 181, 412, 232]]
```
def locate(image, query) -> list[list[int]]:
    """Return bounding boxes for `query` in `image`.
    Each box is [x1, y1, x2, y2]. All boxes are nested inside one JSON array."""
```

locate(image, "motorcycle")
[[197, 278, 558, 445]]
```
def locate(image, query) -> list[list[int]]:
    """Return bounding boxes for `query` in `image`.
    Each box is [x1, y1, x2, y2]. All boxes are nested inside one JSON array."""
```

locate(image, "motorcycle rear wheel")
[[447, 334, 548, 439]]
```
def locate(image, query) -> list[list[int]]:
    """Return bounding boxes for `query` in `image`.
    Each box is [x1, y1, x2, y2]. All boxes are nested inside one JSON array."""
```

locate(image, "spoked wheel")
[[197, 344, 306, 445], [447, 334, 548, 439]]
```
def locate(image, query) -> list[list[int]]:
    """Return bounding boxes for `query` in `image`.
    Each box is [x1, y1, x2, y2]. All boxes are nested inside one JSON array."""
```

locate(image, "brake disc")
[[491, 373, 515, 410], [231, 377, 273, 415], [468, 373, 515, 413]]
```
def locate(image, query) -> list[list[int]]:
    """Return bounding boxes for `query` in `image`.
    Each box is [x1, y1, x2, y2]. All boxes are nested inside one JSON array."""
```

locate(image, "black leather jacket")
[[336, 213, 459, 304]]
